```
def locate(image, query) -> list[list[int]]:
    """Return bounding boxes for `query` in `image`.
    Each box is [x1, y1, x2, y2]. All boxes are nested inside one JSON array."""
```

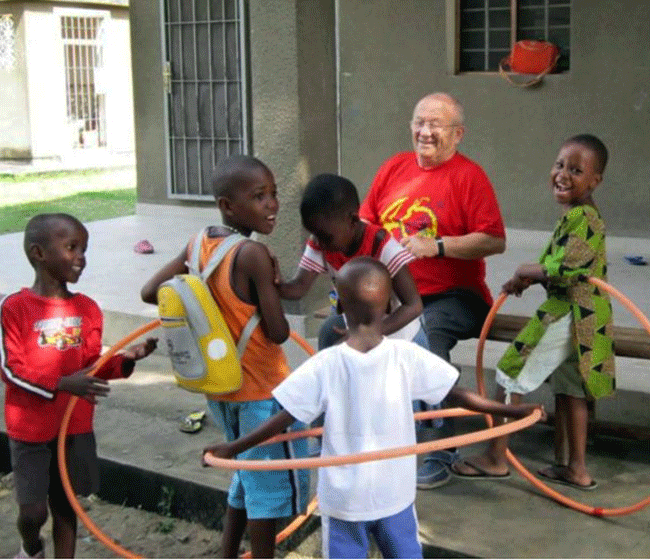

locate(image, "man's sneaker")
[[417, 449, 460, 489], [16, 539, 44, 559]]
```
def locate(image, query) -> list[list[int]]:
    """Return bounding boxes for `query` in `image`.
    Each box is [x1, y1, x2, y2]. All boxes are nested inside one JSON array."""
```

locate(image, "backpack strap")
[[187, 228, 206, 276], [191, 228, 261, 357], [200, 232, 247, 281], [237, 313, 261, 356]]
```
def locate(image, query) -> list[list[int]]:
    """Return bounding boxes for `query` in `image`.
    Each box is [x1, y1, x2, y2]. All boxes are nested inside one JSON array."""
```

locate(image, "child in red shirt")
[[1, 213, 156, 558], [277, 173, 424, 349]]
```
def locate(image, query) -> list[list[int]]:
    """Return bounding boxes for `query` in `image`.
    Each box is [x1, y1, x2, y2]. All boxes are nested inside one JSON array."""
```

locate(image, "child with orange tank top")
[[141, 155, 308, 559]]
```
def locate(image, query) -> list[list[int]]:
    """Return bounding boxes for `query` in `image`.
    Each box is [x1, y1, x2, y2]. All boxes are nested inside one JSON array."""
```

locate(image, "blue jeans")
[[317, 313, 346, 351]]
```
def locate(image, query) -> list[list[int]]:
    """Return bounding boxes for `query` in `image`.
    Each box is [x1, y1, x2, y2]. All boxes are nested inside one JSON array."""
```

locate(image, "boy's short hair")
[[211, 155, 271, 200], [336, 257, 391, 325], [564, 134, 608, 174], [300, 174, 359, 226], [24, 213, 84, 261]]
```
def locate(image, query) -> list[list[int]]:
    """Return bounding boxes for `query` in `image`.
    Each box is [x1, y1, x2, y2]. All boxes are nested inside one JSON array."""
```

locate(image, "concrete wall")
[[102, 10, 135, 154], [248, 0, 337, 314], [129, 0, 166, 202], [338, 0, 650, 237], [23, 4, 70, 159], [0, 5, 30, 159]]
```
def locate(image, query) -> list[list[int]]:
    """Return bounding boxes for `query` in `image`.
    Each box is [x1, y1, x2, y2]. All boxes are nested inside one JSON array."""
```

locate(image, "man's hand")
[[58, 368, 110, 403], [400, 235, 438, 258]]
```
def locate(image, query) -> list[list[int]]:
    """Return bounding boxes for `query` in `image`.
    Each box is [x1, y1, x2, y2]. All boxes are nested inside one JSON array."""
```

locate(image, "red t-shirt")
[[359, 151, 505, 304], [1, 289, 129, 442]]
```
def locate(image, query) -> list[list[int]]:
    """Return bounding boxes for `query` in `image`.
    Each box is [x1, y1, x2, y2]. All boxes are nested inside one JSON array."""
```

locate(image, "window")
[[459, 0, 570, 72], [60, 13, 108, 149], [163, 0, 248, 199]]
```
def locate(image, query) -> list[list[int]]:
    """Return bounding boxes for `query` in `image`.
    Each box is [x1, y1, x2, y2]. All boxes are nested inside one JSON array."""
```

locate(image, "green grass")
[[0, 168, 121, 182], [0, 189, 136, 234]]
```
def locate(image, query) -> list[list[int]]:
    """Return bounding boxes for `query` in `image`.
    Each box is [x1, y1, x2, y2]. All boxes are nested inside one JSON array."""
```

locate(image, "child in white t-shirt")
[[204, 257, 544, 559]]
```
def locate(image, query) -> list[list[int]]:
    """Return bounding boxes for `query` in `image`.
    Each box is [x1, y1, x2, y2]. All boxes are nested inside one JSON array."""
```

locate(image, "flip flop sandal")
[[537, 466, 598, 491], [134, 239, 155, 254], [624, 255, 647, 266], [179, 410, 206, 434], [450, 459, 511, 479]]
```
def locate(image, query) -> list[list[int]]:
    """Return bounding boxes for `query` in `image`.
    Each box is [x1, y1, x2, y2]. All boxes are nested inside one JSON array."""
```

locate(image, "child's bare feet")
[[450, 455, 511, 479]]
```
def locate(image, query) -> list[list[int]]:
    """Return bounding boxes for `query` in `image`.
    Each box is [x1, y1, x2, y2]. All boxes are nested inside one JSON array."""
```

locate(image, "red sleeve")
[[1, 296, 60, 400], [81, 301, 132, 380]]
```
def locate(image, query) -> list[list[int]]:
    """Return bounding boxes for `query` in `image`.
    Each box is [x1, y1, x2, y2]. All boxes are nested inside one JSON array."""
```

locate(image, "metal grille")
[[163, 0, 247, 199], [459, 0, 570, 72], [61, 15, 107, 148]]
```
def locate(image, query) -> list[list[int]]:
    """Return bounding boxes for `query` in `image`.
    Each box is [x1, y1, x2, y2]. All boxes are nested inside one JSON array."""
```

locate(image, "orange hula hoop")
[[57, 319, 161, 559], [57, 324, 321, 558], [475, 277, 650, 517], [202, 409, 541, 471]]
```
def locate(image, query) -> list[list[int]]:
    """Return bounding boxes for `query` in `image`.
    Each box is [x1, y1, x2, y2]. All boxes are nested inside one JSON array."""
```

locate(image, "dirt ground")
[[0, 472, 234, 559], [0, 471, 322, 559]]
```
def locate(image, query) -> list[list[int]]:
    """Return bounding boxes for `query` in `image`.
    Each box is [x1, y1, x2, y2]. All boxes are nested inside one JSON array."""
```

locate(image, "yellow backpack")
[[157, 230, 259, 395]]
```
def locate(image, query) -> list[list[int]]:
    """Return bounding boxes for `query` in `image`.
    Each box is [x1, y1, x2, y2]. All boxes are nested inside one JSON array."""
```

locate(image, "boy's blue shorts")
[[207, 398, 309, 519], [321, 503, 422, 559]]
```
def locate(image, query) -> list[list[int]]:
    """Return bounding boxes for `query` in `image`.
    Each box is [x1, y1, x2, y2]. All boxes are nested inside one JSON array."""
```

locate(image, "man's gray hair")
[[415, 92, 464, 126]]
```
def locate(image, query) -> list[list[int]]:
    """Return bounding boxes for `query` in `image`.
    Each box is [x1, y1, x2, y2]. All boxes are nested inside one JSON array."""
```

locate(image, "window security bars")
[[61, 15, 107, 148], [164, 0, 247, 199]]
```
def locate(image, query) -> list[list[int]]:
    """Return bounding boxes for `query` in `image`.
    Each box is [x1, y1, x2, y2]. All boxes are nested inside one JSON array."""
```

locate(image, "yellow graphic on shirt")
[[379, 197, 438, 238], [35, 317, 82, 351]]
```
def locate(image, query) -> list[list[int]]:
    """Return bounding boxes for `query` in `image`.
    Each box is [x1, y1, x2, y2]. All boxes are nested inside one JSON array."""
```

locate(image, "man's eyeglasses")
[[410, 120, 459, 131]]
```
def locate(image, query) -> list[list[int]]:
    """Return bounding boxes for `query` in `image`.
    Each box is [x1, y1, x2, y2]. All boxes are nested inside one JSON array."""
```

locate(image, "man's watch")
[[435, 236, 445, 258]]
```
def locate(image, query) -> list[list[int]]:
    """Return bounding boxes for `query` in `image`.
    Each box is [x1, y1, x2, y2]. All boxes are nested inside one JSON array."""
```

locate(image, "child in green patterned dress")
[[451, 134, 613, 490]]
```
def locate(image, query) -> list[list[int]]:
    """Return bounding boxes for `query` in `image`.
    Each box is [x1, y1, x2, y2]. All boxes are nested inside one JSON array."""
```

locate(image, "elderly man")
[[359, 92, 506, 488]]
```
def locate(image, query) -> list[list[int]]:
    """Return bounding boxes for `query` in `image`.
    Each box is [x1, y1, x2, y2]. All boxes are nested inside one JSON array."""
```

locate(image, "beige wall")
[[103, 10, 135, 154], [24, 4, 69, 158], [337, 0, 650, 237], [0, 5, 30, 158]]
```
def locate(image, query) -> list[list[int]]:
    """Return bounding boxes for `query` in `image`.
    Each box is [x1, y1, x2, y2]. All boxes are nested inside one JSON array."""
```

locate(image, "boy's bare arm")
[[238, 241, 290, 344], [276, 266, 319, 300], [140, 248, 188, 304], [203, 409, 296, 460], [446, 386, 546, 421], [382, 266, 423, 335]]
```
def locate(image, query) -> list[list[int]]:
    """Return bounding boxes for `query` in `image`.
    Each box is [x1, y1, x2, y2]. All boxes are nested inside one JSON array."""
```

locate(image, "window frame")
[[448, 0, 570, 75]]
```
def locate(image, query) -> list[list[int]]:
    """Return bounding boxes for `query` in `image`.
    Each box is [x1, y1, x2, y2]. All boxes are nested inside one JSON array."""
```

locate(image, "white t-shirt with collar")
[[272, 337, 459, 522]]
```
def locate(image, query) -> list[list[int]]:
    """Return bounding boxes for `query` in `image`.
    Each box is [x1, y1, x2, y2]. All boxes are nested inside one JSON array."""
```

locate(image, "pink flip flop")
[[134, 239, 154, 254]]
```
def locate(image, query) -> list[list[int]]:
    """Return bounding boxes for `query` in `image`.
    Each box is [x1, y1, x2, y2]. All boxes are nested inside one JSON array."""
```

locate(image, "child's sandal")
[[179, 410, 206, 433]]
